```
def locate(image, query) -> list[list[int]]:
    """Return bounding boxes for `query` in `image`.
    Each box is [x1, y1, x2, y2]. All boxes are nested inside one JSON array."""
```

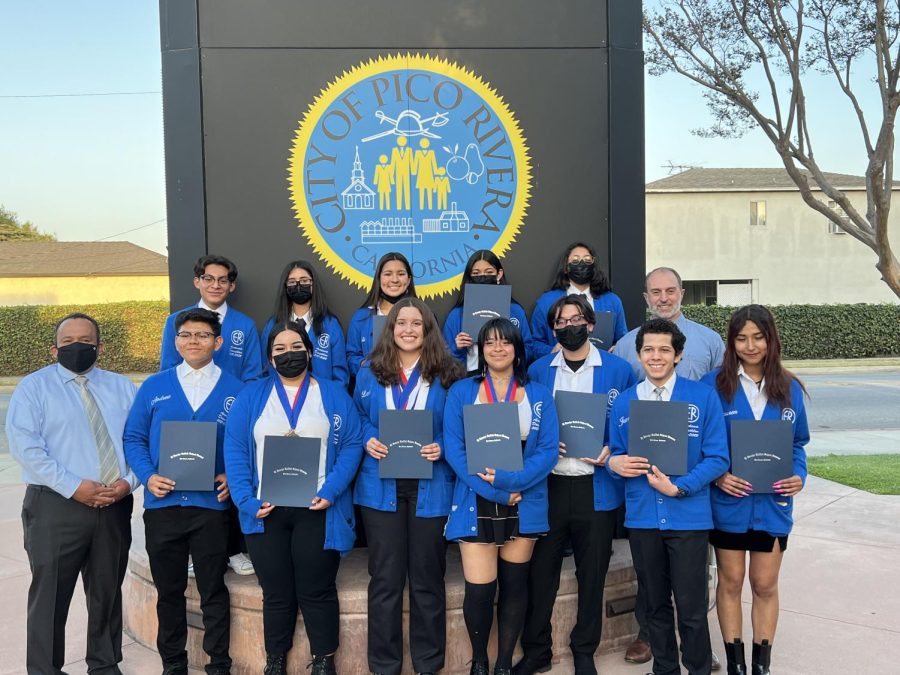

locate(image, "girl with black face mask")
[[261, 260, 348, 387], [442, 250, 538, 375], [224, 321, 364, 675], [530, 242, 628, 360], [346, 252, 417, 378]]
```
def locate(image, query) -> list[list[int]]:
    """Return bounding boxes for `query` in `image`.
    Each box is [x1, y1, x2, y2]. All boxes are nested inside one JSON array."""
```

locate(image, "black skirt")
[[458, 495, 541, 546], [710, 528, 788, 553]]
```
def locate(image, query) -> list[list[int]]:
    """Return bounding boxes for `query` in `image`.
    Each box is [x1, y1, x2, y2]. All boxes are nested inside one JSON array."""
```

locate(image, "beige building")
[[0, 241, 169, 306], [646, 168, 900, 305]]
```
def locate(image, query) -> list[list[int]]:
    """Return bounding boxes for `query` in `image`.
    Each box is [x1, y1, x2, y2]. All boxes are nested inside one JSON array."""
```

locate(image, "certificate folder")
[[555, 390, 608, 459], [730, 420, 793, 493], [258, 435, 321, 507], [378, 409, 434, 479], [372, 314, 388, 347], [463, 402, 523, 474], [589, 311, 615, 349], [158, 421, 218, 491], [627, 400, 689, 476], [462, 284, 512, 338]]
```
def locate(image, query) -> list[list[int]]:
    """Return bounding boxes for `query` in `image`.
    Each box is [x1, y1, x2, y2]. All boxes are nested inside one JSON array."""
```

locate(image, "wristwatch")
[[675, 487, 689, 498]]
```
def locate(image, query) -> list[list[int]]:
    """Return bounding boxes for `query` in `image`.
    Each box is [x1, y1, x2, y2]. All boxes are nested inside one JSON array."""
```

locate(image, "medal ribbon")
[[274, 371, 311, 432], [484, 375, 517, 403], [391, 365, 421, 410]]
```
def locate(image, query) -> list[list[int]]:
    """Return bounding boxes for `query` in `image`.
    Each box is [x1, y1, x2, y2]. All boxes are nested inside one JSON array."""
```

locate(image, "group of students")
[[14, 245, 808, 675]]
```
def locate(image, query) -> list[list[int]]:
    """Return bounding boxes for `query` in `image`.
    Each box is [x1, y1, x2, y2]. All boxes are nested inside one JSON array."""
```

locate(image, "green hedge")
[[681, 303, 900, 359], [1, 301, 897, 376], [0, 301, 169, 376]]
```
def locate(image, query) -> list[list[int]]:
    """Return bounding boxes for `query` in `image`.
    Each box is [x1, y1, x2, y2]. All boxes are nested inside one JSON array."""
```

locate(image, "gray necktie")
[[654, 387, 665, 401], [75, 375, 120, 485]]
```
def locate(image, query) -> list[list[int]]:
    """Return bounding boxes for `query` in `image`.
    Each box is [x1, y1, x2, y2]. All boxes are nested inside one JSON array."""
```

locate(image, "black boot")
[[493, 666, 511, 675], [724, 639, 747, 675], [469, 661, 490, 675], [264, 653, 287, 675], [751, 640, 771, 675], [311, 654, 337, 675]]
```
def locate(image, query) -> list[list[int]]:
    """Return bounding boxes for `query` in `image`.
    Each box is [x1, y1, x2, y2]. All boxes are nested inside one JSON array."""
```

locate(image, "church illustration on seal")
[[341, 146, 376, 210]]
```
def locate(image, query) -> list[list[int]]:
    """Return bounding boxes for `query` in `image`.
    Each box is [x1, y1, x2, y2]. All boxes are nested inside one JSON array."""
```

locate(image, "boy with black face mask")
[[517, 295, 636, 675]]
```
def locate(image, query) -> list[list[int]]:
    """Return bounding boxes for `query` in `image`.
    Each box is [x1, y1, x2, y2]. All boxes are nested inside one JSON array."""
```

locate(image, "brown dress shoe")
[[624, 639, 652, 664]]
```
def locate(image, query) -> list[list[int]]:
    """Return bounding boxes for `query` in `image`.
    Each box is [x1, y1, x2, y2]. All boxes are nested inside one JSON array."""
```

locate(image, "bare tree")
[[644, 0, 900, 298]]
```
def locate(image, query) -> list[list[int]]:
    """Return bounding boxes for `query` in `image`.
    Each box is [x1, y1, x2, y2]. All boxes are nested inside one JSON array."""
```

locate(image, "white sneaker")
[[228, 552, 255, 575], [187, 557, 195, 579]]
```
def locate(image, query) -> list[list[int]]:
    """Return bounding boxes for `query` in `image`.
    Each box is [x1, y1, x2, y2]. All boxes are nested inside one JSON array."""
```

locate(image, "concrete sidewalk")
[[0, 476, 897, 674]]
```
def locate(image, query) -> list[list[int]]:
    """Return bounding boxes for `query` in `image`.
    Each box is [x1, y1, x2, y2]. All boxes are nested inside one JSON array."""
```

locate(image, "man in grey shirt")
[[612, 267, 725, 669], [614, 267, 724, 381]]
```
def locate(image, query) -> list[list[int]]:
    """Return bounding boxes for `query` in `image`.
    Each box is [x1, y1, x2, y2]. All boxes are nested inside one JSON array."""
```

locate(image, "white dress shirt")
[[198, 298, 228, 322], [566, 283, 593, 302], [254, 380, 329, 492], [738, 365, 767, 420], [291, 309, 313, 335], [637, 372, 678, 401], [176, 360, 221, 411], [551, 347, 603, 476]]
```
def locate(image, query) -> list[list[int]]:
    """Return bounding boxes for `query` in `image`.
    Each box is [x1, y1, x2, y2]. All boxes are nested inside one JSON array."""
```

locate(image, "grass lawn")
[[807, 454, 900, 495]]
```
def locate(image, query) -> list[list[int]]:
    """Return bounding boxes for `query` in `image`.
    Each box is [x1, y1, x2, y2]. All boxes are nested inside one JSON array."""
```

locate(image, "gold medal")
[[284, 428, 298, 437]]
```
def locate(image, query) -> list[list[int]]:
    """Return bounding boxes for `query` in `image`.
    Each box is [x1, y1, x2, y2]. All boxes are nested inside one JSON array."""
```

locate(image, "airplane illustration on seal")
[[361, 110, 450, 143]]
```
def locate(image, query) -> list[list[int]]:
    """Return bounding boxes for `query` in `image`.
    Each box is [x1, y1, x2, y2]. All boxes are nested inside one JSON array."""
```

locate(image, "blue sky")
[[0, 2, 888, 255]]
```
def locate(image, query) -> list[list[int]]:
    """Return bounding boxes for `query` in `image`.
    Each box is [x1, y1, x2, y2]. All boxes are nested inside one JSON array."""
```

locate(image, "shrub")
[[681, 303, 900, 359], [0, 301, 169, 375]]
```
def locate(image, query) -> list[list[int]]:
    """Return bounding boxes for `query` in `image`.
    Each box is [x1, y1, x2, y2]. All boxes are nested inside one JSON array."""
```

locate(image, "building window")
[[827, 200, 847, 234], [750, 200, 766, 227], [683, 279, 753, 306]]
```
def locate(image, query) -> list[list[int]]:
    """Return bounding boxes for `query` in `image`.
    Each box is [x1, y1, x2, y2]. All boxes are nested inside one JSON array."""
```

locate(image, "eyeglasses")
[[568, 256, 594, 265], [176, 331, 216, 340], [553, 315, 588, 329], [285, 279, 313, 289], [197, 274, 232, 287]]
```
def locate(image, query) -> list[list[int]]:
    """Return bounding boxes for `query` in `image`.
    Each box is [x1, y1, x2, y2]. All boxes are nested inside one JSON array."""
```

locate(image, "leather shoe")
[[469, 662, 490, 675], [711, 650, 721, 671], [511, 657, 551, 675], [573, 653, 597, 675], [624, 638, 652, 664], [162, 664, 188, 675]]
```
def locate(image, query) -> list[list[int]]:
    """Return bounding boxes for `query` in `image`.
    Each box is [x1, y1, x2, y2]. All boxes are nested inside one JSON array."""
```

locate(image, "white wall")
[[646, 190, 899, 304]]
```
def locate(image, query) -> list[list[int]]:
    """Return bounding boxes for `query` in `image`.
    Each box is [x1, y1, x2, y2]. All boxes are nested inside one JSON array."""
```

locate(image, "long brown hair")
[[715, 304, 806, 409], [368, 297, 463, 389]]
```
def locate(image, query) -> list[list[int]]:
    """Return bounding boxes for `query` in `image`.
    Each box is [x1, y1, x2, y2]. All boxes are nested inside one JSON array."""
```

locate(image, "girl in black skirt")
[[443, 319, 558, 675], [700, 305, 810, 675]]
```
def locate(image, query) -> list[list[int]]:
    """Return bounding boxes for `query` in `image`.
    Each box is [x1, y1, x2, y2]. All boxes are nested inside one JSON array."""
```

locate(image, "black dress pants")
[[245, 507, 341, 657], [629, 528, 711, 675], [361, 480, 448, 675], [521, 474, 617, 662], [143, 506, 231, 673], [21, 485, 133, 675]]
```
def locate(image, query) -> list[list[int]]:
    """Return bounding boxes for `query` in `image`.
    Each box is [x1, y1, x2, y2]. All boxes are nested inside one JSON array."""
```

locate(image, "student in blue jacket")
[[700, 305, 809, 675], [530, 242, 627, 360], [160, 254, 263, 383], [443, 318, 559, 675], [223, 321, 364, 675], [607, 318, 729, 675], [518, 295, 637, 675], [124, 308, 245, 675], [260, 260, 348, 386], [353, 297, 464, 675], [346, 252, 417, 378], [443, 249, 537, 372]]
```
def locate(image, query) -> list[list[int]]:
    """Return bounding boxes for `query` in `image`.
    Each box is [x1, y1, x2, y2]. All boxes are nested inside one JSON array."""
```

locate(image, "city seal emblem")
[[288, 54, 531, 298]]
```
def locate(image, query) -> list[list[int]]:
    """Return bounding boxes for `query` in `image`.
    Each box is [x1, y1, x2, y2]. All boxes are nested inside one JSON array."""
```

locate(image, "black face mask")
[[286, 284, 313, 305], [381, 290, 406, 305], [273, 350, 309, 379], [554, 325, 589, 352], [57, 342, 98, 374], [566, 262, 594, 285], [469, 274, 498, 285]]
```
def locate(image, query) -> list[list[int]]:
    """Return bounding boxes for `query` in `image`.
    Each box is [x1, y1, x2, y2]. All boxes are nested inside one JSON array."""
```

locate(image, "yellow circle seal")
[[288, 53, 531, 299]]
